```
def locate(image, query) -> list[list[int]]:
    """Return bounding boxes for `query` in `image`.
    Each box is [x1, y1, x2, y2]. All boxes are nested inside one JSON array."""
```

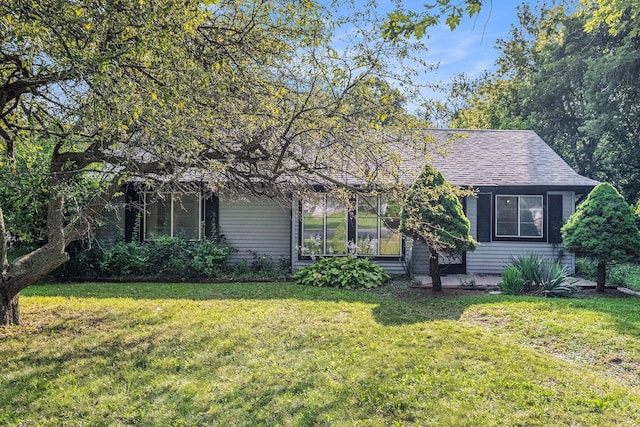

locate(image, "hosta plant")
[[293, 255, 391, 289]]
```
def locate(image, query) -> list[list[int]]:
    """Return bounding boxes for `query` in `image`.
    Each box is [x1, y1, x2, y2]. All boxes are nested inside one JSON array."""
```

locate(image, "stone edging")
[[617, 287, 640, 297]]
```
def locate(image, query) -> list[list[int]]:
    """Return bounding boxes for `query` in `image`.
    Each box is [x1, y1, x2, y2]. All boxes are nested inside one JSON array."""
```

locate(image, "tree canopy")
[[0, 0, 467, 324], [562, 183, 640, 291], [439, 1, 640, 202], [399, 163, 476, 291]]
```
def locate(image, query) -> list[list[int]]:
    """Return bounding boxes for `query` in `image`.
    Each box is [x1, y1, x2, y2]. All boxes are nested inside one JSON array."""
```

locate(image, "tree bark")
[[430, 248, 442, 292], [596, 261, 606, 293], [0, 179, 121, 326], [1, 244, 70, 326], [0, 291, 20, 326]]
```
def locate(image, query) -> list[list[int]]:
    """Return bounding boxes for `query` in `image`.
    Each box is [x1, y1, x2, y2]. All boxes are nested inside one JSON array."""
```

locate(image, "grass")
[[576, 258, 640, 291], [2, 281, 640, 426], [613, 263, 640, 291]]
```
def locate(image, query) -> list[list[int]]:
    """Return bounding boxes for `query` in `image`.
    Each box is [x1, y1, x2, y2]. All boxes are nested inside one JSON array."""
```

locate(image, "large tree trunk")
[[430, 248, 442, 292], [1, 244, 70, 325], [0, 179, 121, 326], [596, 261, 606, 293], [0, 292, 20, 326]]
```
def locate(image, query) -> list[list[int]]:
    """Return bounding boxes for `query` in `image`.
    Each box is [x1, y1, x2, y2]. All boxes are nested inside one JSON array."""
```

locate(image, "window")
[[495, 195, 543, 238], [144, 193, 201, 240], [356, 195, 401, 256], [300, 193, 401, 257], [301, 194, 347, 256]]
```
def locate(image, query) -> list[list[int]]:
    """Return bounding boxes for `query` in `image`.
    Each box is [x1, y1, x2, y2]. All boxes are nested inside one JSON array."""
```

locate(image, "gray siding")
[[219, 195, 291, 264], [465, 192, 575, 274]]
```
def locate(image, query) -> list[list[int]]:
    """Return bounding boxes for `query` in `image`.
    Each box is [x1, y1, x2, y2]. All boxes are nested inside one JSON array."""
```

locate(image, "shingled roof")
[[424, 129, 599, 189]]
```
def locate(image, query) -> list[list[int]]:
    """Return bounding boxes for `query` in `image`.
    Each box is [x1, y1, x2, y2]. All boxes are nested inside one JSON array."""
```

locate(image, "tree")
[[446, 2, 640, 201], [399, 164, 476, 291], [383, 0, 484, 40], [562, 183, 640, 292], [0, 0, 467, 325]]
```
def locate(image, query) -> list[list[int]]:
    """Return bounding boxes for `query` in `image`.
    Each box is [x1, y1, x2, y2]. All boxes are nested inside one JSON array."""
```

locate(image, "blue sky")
[[419, 0, 524, 80], [330, 0, 530, 105]]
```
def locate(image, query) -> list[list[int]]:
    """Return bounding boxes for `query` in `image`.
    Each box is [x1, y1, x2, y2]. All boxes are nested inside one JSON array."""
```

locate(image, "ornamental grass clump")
[[502, 253, 580, 297], [498, 266, 525, 295], [508, 252, 544, 291], [292, 256, 391, 289], [539, 260, 581, 297]]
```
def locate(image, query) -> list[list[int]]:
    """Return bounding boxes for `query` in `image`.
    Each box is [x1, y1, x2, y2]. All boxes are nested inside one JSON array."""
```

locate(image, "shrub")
[[503, 253, 580, 297], [192, 240, 233, 278], [98, 238, 232, 279], [292, 256, 391, 289], [608, 264, 632, 287], [233, 260, 250, 277], [575, 257, 597, 280], [539, 260, 580, 297], [499, 266, 525, 295], [508, 253, 544, 291], [101, 242, 150, 276], [147, 236, 194, 278]]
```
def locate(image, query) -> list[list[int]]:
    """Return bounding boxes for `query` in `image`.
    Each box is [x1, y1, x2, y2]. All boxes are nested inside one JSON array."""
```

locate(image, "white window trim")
[[495, 194, 544, 238], [144, 192, 202, 241]]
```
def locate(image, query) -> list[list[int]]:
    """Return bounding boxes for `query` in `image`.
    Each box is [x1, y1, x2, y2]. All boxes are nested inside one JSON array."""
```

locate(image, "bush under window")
[[292, 255, 391, 289]]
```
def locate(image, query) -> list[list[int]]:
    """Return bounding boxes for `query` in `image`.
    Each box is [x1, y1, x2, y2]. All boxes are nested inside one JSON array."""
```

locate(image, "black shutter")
[[204, 193, 219, 238], [124, 185, 142, 243], [548, 194, 563, 243], [477, 193, 492, 242]]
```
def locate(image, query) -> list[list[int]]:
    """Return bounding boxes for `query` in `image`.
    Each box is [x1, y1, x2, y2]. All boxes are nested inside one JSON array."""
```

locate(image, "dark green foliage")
[[562, 183, 640, 264], [100, 242, 150, 276], [63, 238, 233, 279], [508, 253, 544, 292], [607, 265, 633, 287], [575, 257, 597, 279], [292, 256, 391, 289], [399, 164, 476, 255], [448, 4, 640, 201], [230, 251, 290, 279], [499, 266, 525, 295], [503, 253, 579, 297]]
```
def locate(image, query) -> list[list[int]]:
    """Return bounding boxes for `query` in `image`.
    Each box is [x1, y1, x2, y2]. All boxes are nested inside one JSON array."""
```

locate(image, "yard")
[[1, 281, 639, 426]]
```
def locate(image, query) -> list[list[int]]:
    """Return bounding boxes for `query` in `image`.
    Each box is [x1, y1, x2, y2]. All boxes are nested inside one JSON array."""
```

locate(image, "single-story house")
[[96, 129, 598, 275]]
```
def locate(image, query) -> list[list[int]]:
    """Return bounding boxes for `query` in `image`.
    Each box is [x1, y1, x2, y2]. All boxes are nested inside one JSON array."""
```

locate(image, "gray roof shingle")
[[422, 129, 599, 188]]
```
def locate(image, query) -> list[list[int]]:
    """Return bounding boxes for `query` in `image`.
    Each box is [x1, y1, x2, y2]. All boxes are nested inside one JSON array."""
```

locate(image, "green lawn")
[[2, 281, 640, 426]]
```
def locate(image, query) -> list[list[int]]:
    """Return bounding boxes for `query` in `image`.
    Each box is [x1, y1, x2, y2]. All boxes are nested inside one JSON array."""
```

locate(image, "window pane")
[[145, 195, 171, 239], [302, 194, 324, 256], [325, 196, 347, 255], [173, 193, 200, 239], [496, 196, 518, 236], [380, 197, 401, 255], [520, 196, 543, 237], [357, 196, 378, 255]]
